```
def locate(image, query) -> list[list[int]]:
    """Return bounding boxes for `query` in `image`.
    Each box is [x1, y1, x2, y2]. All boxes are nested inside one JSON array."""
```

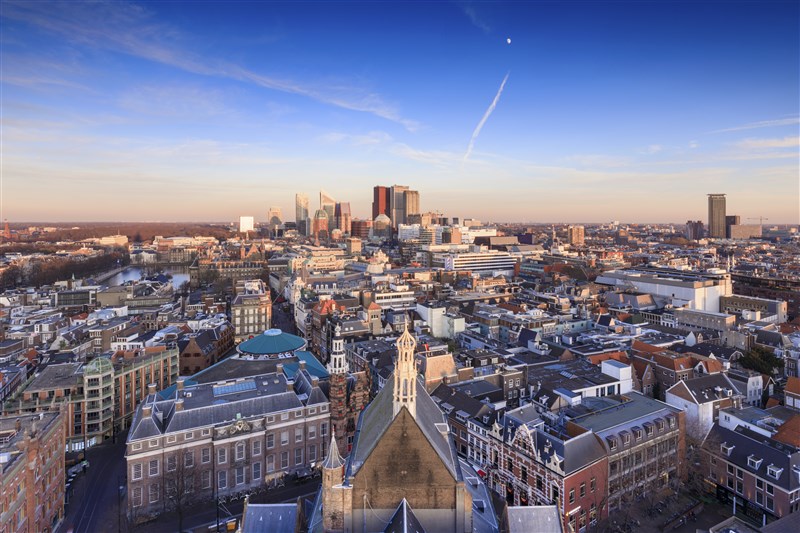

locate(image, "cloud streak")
[[1, 0, 418, 130], [709, 117, 800, 134], [463, 71, 509, 163], [736, 136, 799, 150]]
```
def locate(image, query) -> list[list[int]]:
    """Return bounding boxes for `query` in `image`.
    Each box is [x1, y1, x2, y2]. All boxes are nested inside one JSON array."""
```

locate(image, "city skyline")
[[2, 1, 798, 223]]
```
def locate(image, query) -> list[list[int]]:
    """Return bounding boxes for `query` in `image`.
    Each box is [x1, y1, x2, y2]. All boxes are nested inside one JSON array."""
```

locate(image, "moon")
[[506, 38, 511, 44]]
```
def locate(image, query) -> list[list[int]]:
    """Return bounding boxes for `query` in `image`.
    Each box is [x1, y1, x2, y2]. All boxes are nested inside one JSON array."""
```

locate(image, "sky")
[[1, 0, 799, 224]]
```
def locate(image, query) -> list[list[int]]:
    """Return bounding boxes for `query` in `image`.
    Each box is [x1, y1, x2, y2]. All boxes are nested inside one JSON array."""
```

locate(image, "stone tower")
[[328, 324, 349, 454], [392, 322, 417, 419], [322, 428, 346, 532]]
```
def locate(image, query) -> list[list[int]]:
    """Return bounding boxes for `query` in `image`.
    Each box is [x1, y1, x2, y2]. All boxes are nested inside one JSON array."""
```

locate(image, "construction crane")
[[747, 216, 769, 226]]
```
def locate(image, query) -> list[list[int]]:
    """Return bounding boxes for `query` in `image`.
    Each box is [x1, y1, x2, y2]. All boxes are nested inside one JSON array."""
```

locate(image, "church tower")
[[393, 322, 417, 419], [328, 324, 349, 454], [322, 427, 346, 532]]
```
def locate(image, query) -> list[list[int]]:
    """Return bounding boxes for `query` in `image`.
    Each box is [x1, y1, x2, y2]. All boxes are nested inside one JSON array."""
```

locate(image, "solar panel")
[[213, 380, 256, 397]]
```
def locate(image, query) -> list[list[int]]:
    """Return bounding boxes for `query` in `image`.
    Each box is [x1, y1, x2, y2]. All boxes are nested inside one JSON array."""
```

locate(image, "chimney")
[[276, 363, 284, 375], [142, 404, 152, 417], [147, 383, 157, 395], [299, 360, 306, 370], [175, 399, 184, 412], [177, 378, 185, 391]]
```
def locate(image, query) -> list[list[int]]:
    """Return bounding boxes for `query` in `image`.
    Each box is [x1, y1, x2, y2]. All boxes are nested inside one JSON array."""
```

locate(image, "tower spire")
[[323, 427, 344, 470], [327, 323, 348, 375], [393, 319, 417, 419]]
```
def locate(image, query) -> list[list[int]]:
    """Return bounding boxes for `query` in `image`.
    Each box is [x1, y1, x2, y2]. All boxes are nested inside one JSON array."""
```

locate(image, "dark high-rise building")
[[334, 202, 352, 235], [708, 194, 726, 239], [686, 220, 704, 240], [372, 186, 391, 220], [725, 215, 740, 238]]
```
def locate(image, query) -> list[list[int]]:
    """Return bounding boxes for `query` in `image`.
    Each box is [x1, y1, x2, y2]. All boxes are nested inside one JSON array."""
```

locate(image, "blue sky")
[[2, 1, 798, 223]]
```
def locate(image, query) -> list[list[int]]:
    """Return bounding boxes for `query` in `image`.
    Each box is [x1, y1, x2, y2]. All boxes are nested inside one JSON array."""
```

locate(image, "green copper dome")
[[237, 328, 306, 356]]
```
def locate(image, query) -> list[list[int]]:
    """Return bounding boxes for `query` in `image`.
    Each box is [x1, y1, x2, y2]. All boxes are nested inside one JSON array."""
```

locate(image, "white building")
[[443, 250, 516, 276], [239, 216, 255, 233]]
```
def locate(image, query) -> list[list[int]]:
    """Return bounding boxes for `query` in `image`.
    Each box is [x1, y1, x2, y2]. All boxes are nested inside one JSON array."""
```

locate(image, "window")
[[218, 471, 227, 490], [295, 448, 303, 465], [184, 451, 194, 468], [186, 431, 193, 440], [767, 465, 783, 479], [767, 497, 774, 511], [149, 459, 159, 477], [236, 442, 245, 461], [281, 413, 289, 421], [321, 423, 328, 437], [590, 477, 596, 492], [757, 492, 764, 505], [737, 480, 743, 494], [218, 448, 227, 464], [201, 470, 211, 489], [253, 440, 262, 456], [309, 444, 316, 462], [132, 487, 143, 507], [580, 509, 586, 528], [281, 451, 289, 469], [235, 466, 245, 485], [202, 429, 211, 437], [757, 479, 764, 489], [281, 431, 289, 446], [737, 468, 743, 480], [569, 488, 575, 504], [132, 463, 142, 481], [622, 433, 630, 445], [185, 474, 194, 493], [167, 455, 177, 472], [552, 485, 559, 503], [767, 484, 774, 495], [634, 429, 643, 441], [267, 433, 274, 449], [149, 483, 159, 504], [308, 425, 316, 440], [580, 482, 586, 498], [253, 462, 261, 481], [202, 448, 210, 464], [167, 435, 176, 444], [295, 428, 303, 443], [149, 439, 159, 448], [267, 455, 275, 473], [727, 464, 734, 475], [590, 503, 597, 525], [132, 443, 142, 451]]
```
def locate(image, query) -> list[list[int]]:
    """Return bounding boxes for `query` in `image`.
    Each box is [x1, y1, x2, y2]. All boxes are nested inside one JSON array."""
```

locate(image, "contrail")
[[463, 71, 510, 163]]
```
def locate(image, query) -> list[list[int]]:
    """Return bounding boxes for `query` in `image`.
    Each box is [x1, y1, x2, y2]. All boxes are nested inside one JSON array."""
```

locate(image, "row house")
[[125, 370, 330, 522], [568, 392, 686, 512], [0, 411, 66, 533], [487, 405, 609, 533], [178, 321, 234, 375], [630, 340, 723, 400], [665, 373, 743, 440], [4, 348, 179, 450], [704, 417, 800, 525]]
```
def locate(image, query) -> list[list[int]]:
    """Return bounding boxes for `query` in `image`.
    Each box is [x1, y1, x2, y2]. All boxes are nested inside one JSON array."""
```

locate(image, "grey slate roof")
[[383, 499, 426, 533], [240, 503, 297, 533], [506, 506, 563, 533]]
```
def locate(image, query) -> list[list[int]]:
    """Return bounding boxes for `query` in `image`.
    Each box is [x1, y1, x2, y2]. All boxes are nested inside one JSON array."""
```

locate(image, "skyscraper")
[[295, 193, 309, 236], [404, 189, 420, 220], [334, 202, 352, 234], [568, 225, 585, 245], [390, 184, 409, 227], [372, 186, 391, 220], [320, 190, 336, 231], [708, 194, 726, 239]]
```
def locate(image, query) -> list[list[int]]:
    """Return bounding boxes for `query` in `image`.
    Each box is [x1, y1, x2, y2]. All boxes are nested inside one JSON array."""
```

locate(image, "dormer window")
[[720, 442, 734, 456], [767, 465, 783, 479], [634, 428, 643, 441], [622, 432, 631, 445], [607, 436, 617, 450], [748, 455, 763, 469]]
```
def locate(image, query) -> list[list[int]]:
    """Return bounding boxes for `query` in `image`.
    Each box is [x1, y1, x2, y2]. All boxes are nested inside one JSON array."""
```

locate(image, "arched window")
[[236, 441, 245, 461]]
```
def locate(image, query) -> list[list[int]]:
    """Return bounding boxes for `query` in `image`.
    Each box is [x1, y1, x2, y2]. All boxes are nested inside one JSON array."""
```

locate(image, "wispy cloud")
[[689, 140, 699, 149], [736, 136, 799, 150], [463, 72, 510, 163], [317, 130, 393, 147], [461, 3, 492, 34], [709, 117, 800, 134], [1, 0, 418, 130], [640, 144, 663, 155]]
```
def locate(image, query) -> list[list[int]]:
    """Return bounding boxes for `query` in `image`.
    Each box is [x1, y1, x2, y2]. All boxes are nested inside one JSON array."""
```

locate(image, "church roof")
[[383, 498, 426, 533], [346, 375, 461, 482], [237, 328, 306, 356], [240, 503, 297, 533]]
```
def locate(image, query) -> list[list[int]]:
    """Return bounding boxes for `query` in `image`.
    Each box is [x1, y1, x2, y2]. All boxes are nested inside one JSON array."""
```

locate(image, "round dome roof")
[[374, 214, 391, 224], [237, 328, 306, 356]]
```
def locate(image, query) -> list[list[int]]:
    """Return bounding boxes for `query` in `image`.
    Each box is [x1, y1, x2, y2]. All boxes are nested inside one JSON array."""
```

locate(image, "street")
[[59, 435, 128, 533]]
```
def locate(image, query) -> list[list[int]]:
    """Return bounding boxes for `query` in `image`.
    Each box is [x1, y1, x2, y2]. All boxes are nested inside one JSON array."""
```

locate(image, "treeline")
[[10, 223, 234, 243], [0, 250, 130, 289]]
